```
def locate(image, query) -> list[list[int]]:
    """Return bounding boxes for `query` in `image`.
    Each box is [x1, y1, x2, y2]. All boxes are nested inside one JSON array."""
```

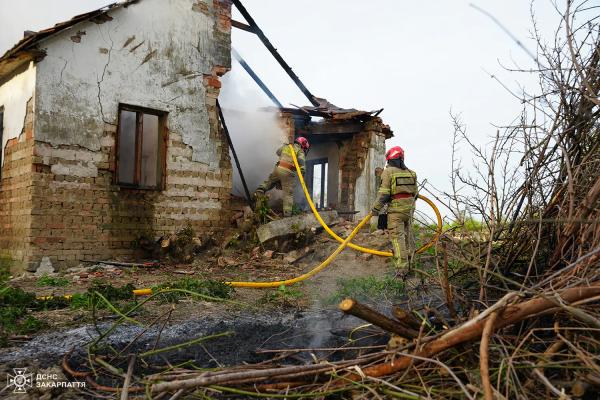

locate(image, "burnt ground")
[[0, 223, 439, 398]]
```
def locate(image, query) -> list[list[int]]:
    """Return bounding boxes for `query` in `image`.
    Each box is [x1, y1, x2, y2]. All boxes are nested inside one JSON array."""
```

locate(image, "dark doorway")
[[306, 158, 328, 209]]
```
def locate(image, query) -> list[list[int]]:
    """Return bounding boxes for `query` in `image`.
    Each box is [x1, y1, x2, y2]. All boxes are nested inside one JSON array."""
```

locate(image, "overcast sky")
[[0, 0, 563, 220]]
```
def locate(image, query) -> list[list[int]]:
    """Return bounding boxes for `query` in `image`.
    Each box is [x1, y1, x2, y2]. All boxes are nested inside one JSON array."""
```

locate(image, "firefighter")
[[371, 146, 417, 270], [254, 137, 309, 217]]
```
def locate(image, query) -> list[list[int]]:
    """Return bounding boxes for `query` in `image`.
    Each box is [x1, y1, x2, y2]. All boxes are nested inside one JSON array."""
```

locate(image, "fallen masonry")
[[256, 210, 339, 243]]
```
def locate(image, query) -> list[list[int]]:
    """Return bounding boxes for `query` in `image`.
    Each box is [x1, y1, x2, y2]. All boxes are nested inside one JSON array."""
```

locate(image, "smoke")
[[219, 58, 287, 197], [306, 318, 333, 351]]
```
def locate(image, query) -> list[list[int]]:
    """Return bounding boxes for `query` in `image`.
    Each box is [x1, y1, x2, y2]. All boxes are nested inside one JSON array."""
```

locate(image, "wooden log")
[[85, 260, 159, 268], [391, 306, 422, 331], [351, 283, 600, 379], [339, 298, 418, 339]]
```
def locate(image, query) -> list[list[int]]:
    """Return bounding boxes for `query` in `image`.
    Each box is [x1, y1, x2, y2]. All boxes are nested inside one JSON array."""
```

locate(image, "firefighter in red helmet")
[[254, 137, 310, 217], [371, 146, 417, 271]]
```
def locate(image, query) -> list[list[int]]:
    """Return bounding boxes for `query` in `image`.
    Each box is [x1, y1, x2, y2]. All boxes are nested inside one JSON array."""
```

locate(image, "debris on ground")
[[256, 210, 338, 243]]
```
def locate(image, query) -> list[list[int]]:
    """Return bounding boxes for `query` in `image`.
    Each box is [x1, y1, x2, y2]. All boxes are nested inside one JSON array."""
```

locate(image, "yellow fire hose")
[[223, 210, 372, 288], [287, 144, 442, 256], [36, 144, 442, 299]]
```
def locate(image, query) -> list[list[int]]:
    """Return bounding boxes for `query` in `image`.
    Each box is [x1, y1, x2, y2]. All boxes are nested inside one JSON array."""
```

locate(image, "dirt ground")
[[5, 223, 402, 334]]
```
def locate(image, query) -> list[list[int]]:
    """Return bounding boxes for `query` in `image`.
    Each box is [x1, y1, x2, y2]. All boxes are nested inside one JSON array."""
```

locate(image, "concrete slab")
[[257, 211, 339, 243]]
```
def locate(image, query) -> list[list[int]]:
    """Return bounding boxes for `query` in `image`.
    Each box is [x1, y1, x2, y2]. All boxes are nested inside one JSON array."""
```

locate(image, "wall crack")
[[96, 33, 115, 125]]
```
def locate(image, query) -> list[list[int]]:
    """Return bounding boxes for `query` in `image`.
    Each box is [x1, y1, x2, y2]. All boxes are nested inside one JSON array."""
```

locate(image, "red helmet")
[[295, 136, 310, 152], [385, 146, 404, 161]]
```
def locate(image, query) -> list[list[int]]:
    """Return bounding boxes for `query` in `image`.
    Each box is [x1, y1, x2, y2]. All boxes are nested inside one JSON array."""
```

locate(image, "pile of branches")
[[61, 284, 599, 398], [498, 0, 600, 281], [440, 0, 599, 289]]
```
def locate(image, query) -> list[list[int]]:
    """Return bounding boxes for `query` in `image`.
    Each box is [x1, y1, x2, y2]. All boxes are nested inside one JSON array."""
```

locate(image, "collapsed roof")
[[0, 1, 139, 81]]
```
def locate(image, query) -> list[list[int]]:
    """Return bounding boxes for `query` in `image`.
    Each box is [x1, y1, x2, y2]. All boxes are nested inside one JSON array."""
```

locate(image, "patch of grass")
[[0, 255, 13, 283], [260, 284, 304, 308], [0, 281, 146, 346], [16, 315, 46, 334], [69, 293, 92, 309], [0, 285, 36, 307], [36, 275, 70, 287], [89, 280, 136, 301], [327, 275, 405, 304], [442, 217, 486, 232], [152, 278, 234, 303], [0, 307, 47, 346], [67, 281, 138, 311], [0, 286, 52, 346]]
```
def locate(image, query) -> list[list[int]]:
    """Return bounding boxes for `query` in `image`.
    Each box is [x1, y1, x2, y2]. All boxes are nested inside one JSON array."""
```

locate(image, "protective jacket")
[[276, 143, 306, 175], [372, 166, 417, 214]]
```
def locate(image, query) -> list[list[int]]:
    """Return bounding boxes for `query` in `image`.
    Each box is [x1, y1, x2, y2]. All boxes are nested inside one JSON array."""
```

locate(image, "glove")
[[371, 209, 379, 216]]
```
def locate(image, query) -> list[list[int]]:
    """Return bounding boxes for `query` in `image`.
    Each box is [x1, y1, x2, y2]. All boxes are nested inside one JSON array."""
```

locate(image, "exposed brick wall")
[[0, 98, 35, 272], [278, 111, 296, 143], [0, 0, 235, 272], [338, 118, 387, 214], [25, 74, 233, 270]]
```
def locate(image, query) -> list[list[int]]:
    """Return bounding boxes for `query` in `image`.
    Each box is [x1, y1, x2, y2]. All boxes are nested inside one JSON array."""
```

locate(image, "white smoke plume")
[[219, 57, 287, 198]]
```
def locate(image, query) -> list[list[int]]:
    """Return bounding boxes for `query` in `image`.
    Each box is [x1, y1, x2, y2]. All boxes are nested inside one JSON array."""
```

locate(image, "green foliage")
[[0, 256, 11, 284], [0, 285, 36, 307], [291, 204, 302, 216], [0, 286, 50, 346], [36, 275, 70, 287], [443, 217, 485, 232], [327, 275, 405, 304], [16, 315, 46, 334], [425, 246, 437, 256], [152, 278, 234, 303], [260, 284, 304, 307], [89, 280, 136, 301], [69, 293, 91, 309], [0, 277, 234, 346], [255, 195, 271, 224], [58, 281, 137, 310], [0, 307, 47, 346]]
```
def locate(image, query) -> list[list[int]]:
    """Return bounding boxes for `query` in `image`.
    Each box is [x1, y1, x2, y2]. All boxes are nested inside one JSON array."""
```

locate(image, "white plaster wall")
[[34, 0, 230, 167], [354, 133, 386, 218], [0, 62, 36, 164]]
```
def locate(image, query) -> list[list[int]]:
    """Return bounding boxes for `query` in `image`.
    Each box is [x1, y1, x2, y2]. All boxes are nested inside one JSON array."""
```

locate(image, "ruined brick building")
[[0, 0, 392, 273], [0, 0, 233, 272]]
